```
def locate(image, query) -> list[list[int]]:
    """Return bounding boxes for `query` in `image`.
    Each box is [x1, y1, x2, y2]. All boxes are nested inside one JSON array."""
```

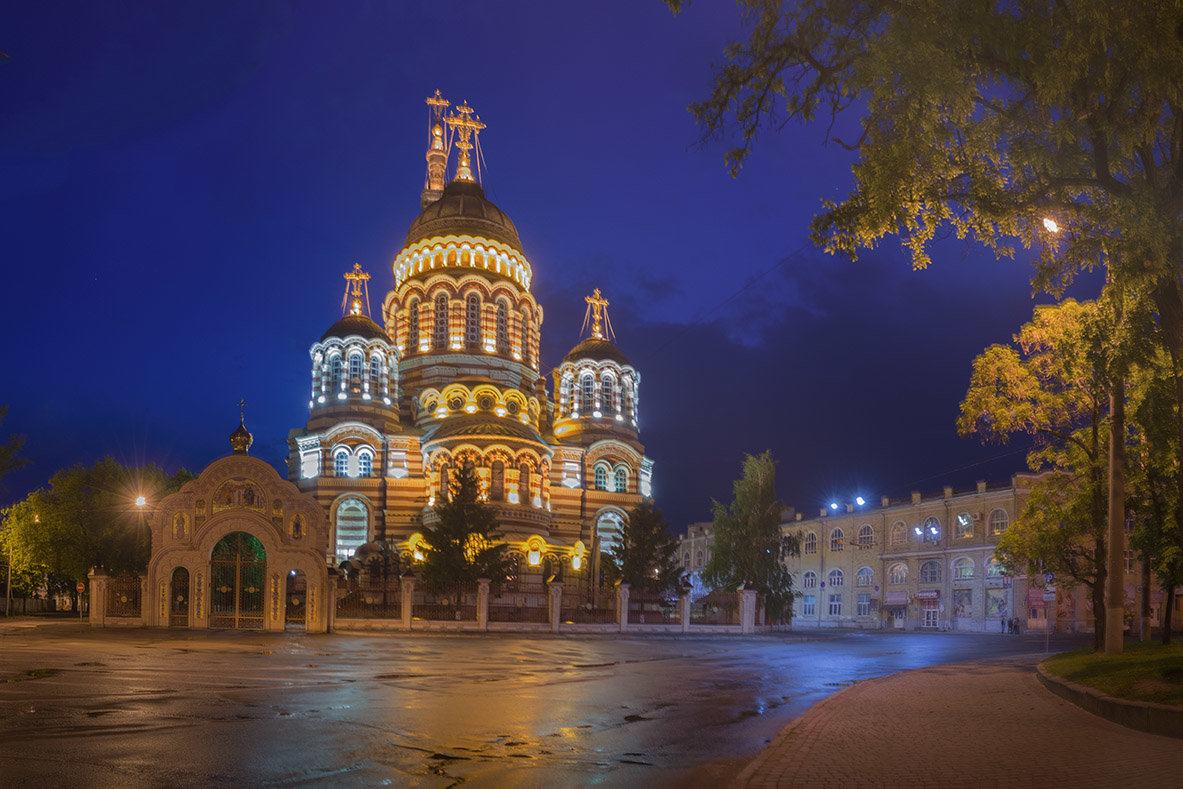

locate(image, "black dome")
[[562, 337, 631, 366], [320, 313, 388, 343], [405, 180, 522, 252]]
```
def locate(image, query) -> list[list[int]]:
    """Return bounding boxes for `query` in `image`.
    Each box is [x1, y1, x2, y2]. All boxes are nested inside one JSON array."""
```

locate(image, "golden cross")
[[585, 289, 609, 339], [425, 89, 450, 117], [343, 263, 371, 316], [445, 100, 485, 181], [237, 398, 247, 421]]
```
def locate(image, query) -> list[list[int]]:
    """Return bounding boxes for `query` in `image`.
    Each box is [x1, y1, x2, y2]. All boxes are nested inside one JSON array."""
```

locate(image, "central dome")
[[404, 180, 522, 252]]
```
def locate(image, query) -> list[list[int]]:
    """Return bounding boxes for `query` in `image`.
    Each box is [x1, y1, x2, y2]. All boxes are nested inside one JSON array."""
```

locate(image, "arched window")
[[856, 567, 873, 587], [438, 463, 451, 502], [348, 352, 363, 385], [956, 511, 974, 538], [920, 560, 942, 583], [828, 569, 844, 587], [465, 292, 481, 348], [830, 528, 844, 552], [559, 376, 572, 417], [518, 461, 532, 505], [520, 308, 530, 364], [495, 299, 509, 354], [986, 558, 1005, 578], [356, 449, 373, 478], [408, 298, 420, 349], [953, 557, 974, 579], [580, 373, 594, 413], [334, 449, 349, 477], [600, 376, 613, 413], [857, 524, 873, 548], [802, 571, 817, 589], [335, 497, 369, 561], [369, 355, 382, 392], [803, 532, 817, 554], [682, 553, 689, 568], [888, 563, 908, 585], [433, 293, 449, 349], [594, 464, 608, 491], [989, 509, 1009, 535], [330, 355, 343, 393], [622, 380, 633, 418], [490, 460, 505, 500], [614, 467, 628, 493], [923, 516, 941, 543], [596, 511, 624, 556], [890, 521, 906, 545]]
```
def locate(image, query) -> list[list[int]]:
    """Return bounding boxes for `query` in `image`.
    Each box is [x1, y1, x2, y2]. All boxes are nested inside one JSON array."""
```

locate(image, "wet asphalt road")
[[0, 621, 1087, 787]]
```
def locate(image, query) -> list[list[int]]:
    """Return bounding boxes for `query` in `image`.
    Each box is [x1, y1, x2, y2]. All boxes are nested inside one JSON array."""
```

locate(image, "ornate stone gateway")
[[210, 532, 266, 630], [169, 567, 189, 628]]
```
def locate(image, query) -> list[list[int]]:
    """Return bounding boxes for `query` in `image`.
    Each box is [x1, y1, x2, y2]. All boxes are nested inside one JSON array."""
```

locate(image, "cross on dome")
[[342, 263, 372, 317], [581, 288, 615, 342], [445, 100, 485, 183]]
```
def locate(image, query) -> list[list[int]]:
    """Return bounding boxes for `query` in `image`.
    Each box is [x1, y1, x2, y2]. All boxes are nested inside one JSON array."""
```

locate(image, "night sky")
[[0, 3, 1100, 531]]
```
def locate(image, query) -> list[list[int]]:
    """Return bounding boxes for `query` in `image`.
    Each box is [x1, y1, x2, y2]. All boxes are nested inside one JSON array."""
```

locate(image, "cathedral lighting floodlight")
[[572, 555, 582, 570], [914, 526, 923, 536], [527, 549, 541, 566], [830, 502, 838, 510], [1042, 217, 1060, 234], [135, 495, 147, 507], [855, 496, 865, 506]]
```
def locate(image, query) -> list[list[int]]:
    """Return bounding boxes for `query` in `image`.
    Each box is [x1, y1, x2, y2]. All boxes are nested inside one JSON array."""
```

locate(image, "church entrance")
[[169, 567, 190, 628], [285, 569, 307, 630], [210, 532, 266, 630]]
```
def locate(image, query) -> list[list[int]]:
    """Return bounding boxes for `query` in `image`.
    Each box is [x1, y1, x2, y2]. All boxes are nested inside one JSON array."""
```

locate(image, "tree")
[[1, 459, 191, 611], [605, 501, 682, 595], [704, 451, 800, 621], [960, 298, 1113, 647], [673, 0, 1183, 651], [0, 405, 29, 492], [418, 462, 511, 602]]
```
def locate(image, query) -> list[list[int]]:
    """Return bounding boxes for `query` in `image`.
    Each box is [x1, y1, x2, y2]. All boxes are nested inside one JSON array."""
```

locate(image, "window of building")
[[803, 532, 817, 554], [408, 298, 420, 349], [890, 521, 906, 546], [433, 293, 450, 349], [857, 593, 871, 617], [888, 562, 908, 585], [596, 511, 624, 555], [922, 516, 941, 544], [920, 560, 942, 583], [989, 509, 1009, 535], [518, 462, 532, 505], [348, 352, 363, 386], [828, 569, 844, 587], [695, 550, 704, 567], [335, 497, 368, 562], [682, 553, 689, 568], [594, 464, 608, 491], [438, 463, 450, 502], [830, 528, 844, 552], [1124, 550, 1134, 573], [495, 299, 509, 354], [856, 567, 873, 587], [953, 557, 974, 579], [356, 449, 373, 478], [600, 376, 613, 413], [559, 375, 572, 417], [520, 308, 531, 364], [956, 511, 973, 538], [490, 460, 504, 500], [614, 467, 628, 493], [802, 571, 817, 589], [330, 356, 343, 393], [986, 558, 1005, 578], [857, 524, 873, 548], [802, 595, 816, 616], [580, 374, 594, 413], [465, 293, 481, 348], [828, 593, 842, 616], [369, 355, 382, 392], [334, 449, 349, 477]]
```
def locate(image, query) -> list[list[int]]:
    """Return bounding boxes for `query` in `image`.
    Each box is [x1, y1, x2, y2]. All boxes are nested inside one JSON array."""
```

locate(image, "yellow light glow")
[[135, 495, 147, 507], [413, 550, 424, 561], [1042, 217, 1060, 233], [527, 550, 541, 566], [572, 555, 582, 570]]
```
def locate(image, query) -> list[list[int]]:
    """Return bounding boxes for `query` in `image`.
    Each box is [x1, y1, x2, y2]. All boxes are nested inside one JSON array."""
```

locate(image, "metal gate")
[[209, 532, 266, 630], [169, 567, 189, 627], [285, 570, 307, 629]]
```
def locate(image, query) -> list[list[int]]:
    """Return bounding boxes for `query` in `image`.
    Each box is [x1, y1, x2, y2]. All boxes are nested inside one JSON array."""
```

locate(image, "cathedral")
[[285, 92, 654, 582]]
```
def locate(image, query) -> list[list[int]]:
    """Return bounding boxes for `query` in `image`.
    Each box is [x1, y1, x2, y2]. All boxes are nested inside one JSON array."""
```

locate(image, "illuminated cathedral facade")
[[286, 92, 653, 579]]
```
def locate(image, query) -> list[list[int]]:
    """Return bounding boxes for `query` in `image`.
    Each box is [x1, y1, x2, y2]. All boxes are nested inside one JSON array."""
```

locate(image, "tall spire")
[[581, 289, 615, 342], [342, 263, 372, 317], [422, 89, 450, 208], [444, 100, 485, 183]]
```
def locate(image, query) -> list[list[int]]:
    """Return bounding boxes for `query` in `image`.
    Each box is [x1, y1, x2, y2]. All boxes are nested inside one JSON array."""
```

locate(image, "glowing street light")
[[135, 495, 147, 508], [855, 496, 865, 506], [1042, 217, 1060, 234]]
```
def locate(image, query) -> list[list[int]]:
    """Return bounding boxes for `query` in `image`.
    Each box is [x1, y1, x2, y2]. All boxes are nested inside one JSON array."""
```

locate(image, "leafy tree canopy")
[[704, 451, 799, 620], [606, 501, 682, 595], [0, 405, 29, 493], [418, 462, 511, 596]]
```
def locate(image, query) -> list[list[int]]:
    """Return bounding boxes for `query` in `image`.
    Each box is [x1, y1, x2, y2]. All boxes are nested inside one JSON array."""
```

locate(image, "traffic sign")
[[76, 582, 85, 593]]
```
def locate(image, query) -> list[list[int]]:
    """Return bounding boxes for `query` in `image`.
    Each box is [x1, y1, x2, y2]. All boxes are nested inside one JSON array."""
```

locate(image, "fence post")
[[680, 583, 692, 634], [88, 567, 106, 627], [326, 568, 339, 633], [741, 583, 758, 634], [400, 572, 415, 630], [548, 580, 563, 633], [617, 582, 630, 633], [477, 577, 490, 631]]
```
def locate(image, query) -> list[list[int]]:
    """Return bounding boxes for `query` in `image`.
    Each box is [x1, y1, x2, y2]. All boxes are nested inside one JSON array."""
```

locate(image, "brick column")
[[477, 578, 490, 631], [548, 580, 563, 633], [617, 582, 630, 633], [400, 574, 415, 630], [741, 583, 758, 634], [680, 586, 692, 634], [88, 568, 106, 627]]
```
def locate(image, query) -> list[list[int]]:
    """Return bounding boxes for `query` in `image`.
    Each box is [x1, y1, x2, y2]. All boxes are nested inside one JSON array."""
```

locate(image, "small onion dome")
[[405, 180, 522, 252], [562, 337, 631, 367], [229, 419, 253, 454], [320, 313, 388, 343]]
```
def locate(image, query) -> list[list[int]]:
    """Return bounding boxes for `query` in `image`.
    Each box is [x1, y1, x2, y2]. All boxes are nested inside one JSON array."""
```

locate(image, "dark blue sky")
[[0, 2, 1098, 530]]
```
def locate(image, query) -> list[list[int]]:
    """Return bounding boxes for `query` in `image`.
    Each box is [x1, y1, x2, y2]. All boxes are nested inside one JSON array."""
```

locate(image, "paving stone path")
[[734, 653, 1183, 789]]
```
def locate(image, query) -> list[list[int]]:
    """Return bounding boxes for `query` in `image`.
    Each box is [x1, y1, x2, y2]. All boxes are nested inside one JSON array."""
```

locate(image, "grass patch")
[[1043, 641, 1183, 706]]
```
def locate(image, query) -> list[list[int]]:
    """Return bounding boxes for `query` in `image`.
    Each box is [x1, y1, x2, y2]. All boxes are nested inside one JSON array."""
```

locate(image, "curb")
[[1036, 662, 1183, 739]]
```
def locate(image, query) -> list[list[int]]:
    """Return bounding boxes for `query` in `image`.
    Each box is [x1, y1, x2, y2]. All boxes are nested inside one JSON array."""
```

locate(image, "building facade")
[[286, 93, 653, 580]]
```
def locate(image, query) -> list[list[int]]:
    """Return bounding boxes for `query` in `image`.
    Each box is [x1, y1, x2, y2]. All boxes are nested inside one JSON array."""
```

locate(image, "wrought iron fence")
[[337, 578, 402, 619], [412, 583, 478, 621], [106, 576, 142, 617], [627, 593, 680, 625], [689, 596, 740, 625], [488, 579, 548, 623]]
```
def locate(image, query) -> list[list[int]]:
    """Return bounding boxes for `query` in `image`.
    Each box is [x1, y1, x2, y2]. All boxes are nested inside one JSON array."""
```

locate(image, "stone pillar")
[[325, 569, 339, 634], [680, 586, 692, 634], [617, 582, 630, 633], [400, 574, 415, 630], [548, 580, 563, 633], [740, 583, 758, 634], [88, 568, 106, 627], [477, 578, 490, 631]]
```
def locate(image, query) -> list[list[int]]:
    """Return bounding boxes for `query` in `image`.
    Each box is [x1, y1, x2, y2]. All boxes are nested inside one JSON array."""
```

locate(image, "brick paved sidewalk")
[[733, 653, 1183, 789]]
